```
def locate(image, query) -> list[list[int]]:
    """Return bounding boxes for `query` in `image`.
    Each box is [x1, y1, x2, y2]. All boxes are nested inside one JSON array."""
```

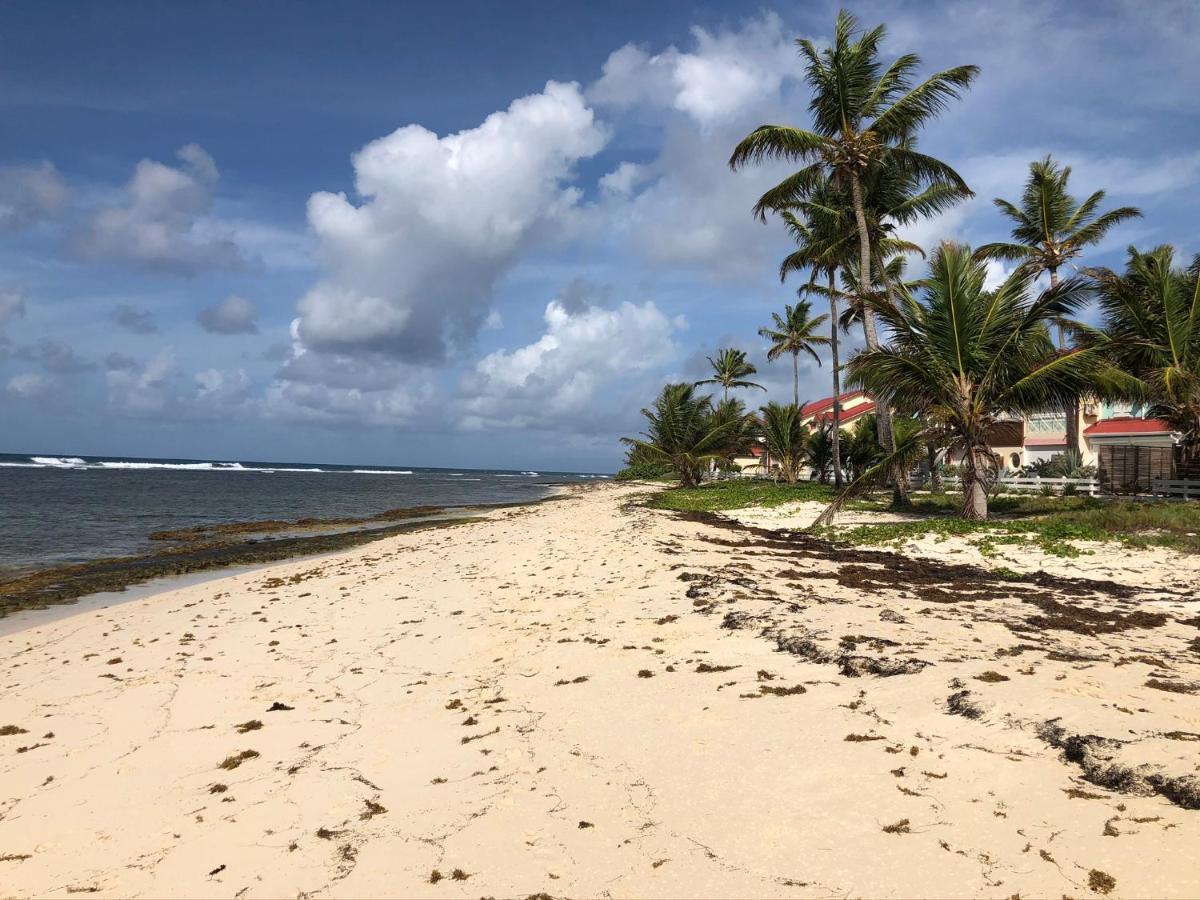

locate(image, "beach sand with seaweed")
[[1, 482, 1198, 898]]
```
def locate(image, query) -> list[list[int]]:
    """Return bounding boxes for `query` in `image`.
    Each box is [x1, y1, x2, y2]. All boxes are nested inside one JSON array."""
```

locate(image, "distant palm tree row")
[[622, 9, 1199, 521]]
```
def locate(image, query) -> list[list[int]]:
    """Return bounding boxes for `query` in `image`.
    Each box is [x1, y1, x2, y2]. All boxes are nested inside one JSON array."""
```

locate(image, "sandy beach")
[[2, 482, 1198, 898]]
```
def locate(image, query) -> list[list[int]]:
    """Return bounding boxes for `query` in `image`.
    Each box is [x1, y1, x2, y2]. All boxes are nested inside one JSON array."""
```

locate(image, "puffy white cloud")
[[14, 338, 94, 373], [197, 294, 258, 335], [112, 303, 159, 334], [103, 349, 256, 420], [261, 319, 438, 427], [192, 367, 252, 414], [0, 289, 25, 341], [588, 12, 800, 126], [598, 162, 649, 199], [263, 377, 433, 428], [293, 80, 607, 363], [587, 15, 802, 281], [73, 144, 250, 274], [104, 351, 139, 371], [0, 161, 68, 231], [459, 294, 681, 431], [105, 349, 179, 415], [5, 372, 53, 400]]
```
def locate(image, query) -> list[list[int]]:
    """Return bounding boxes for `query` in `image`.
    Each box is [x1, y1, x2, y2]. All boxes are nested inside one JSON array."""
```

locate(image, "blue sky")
[[1, 0, 1196, 471]]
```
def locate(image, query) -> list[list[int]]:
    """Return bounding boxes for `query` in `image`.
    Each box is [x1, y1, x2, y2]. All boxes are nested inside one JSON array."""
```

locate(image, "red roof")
[[811, 400, 877, 426], [1083, 417, 1174, 437], [800, 391, 868, 418]]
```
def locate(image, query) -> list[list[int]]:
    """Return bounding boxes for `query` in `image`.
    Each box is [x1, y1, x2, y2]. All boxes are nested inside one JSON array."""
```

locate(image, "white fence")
[[999, 475, 1102, 496], [1152, 479, 1200, 499], [924, 474, 1102, 496], [917, 473, 1200, 499]]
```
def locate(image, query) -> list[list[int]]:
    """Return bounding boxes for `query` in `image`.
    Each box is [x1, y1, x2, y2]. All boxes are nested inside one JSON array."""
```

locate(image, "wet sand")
[[1, 482, 1197, 898]]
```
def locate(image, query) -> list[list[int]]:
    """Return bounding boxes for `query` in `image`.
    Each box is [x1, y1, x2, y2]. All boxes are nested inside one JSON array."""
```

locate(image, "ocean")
[[0, 453, 610, 572]]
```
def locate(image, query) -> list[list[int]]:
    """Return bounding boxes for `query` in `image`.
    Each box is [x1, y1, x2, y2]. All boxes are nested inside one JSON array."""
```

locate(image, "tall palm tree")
[[1092, 246, 1200, 464], [695, 347, 765, 402], [975, 156, 1143, 305], [758, 299, 829, 407], [758, 402, 809, 485], [974, 156, 1142, 454], [754, 145, 972, 506], [819, 243, 1108, 521], [776, 192, 848, 486], [730, 8, 977, 357], [621, 384, 740, 488]]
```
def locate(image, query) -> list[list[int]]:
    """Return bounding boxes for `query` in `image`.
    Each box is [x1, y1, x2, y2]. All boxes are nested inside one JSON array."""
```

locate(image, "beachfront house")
[[729, 392, 877, 476], [732, 390, 1186, 487]]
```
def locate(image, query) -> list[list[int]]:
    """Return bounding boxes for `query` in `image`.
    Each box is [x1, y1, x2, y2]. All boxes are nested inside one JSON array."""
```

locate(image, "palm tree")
[[1092, 246, 1200, 464], [621, 384, 741, 488], [819, 243, 1108, 521], [730, 8, 977, 359], [842, 413, 882, 481], [768, 148, 974, 504], [710, 396, 761, 471], [695, 347, 765, 402], [805, 421, 836, 483], [758, 402, 809, 485], [975, 156, 1143, 307], [974, 156, 1142, 455], [758, 299, 829, 407]]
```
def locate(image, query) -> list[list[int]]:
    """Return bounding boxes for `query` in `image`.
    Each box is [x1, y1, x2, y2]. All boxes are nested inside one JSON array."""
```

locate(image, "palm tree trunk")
[[848, 178, 908, 509], [791, 352, 799, 408], [928, 441, 944, 493], [871, 249, 913, 510], [829, 269, 843, 489], [1051, 266, 1082, 459], [962, 446, 989, 520]]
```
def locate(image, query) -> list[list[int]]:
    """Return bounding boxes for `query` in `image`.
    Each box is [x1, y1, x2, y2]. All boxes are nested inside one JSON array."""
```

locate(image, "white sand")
[[1, 483, 1197, 898]]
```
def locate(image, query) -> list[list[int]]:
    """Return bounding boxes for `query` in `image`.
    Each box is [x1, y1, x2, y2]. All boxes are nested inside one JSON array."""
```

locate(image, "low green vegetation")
[[645, 480, 835, 512], [838, 493, 1200, 557]]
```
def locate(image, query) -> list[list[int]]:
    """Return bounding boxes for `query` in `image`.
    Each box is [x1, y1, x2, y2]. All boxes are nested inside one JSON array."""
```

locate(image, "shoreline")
[[0, 491, 571, 623], [1, 482, 1197, 898]]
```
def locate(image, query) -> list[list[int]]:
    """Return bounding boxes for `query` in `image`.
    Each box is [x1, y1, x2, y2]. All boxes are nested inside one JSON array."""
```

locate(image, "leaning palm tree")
[[817, 243, 1110, 522], [1092, 246, 1200, 464], [758, 299, 829, 407], [974, 157, 1142, 454], [758, 402, 809, 485], [695, 347, 765, 402], [621, 384, 740, 488]]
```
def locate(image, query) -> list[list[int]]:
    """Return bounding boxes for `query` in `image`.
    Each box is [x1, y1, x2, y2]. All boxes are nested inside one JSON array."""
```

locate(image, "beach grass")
[[844, 493, 1200, 556], [645, 479, 836, 512]]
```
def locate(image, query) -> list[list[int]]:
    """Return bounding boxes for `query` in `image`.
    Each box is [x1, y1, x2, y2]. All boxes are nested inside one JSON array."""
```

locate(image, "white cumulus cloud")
[[588, 12, 800, 126], [0, 289, 26, 342], [73, 144, 250, 274], [293, 80, 607, 363], [0, 161, 68, 231], [460, 295, 681, 431], [197, 294, 258, 335], [6, 372, 53, 400]]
